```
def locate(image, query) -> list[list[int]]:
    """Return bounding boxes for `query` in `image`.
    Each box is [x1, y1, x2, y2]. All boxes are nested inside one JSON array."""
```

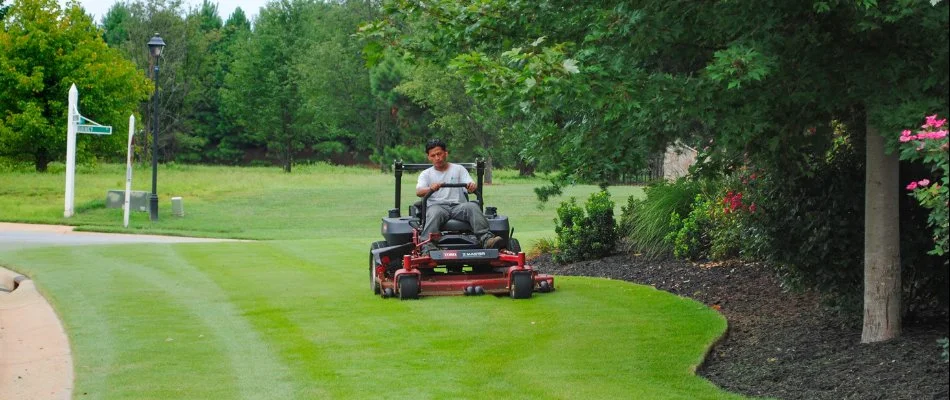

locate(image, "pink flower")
[[924, 114, 947, 128], [901, 129, 913, 137], [918, 179, 930, 187], [906, 182, 918, 190], [899, 135, 914, 142], [749, 203, 757, 213], [915, 131, 945, 140]]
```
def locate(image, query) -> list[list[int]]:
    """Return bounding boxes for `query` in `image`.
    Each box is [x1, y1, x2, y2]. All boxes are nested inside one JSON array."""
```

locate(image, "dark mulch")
[[531, 253, 949, 400]]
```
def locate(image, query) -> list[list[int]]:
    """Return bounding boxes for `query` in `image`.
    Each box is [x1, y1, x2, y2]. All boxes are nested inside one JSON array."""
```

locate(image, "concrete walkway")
[[0, 222, 239, 400], [0, 222, 232, 251], [0, 268, 72, 400]]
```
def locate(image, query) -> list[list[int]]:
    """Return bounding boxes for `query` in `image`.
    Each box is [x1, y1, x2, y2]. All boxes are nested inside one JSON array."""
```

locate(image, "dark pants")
[[422, 202, 492, 248]]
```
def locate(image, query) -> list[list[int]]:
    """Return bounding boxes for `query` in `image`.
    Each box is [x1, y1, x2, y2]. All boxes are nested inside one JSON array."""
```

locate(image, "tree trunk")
[[861, 121, 901, 343], [517, 158, 536, 177], [34, 146, 49, 172]]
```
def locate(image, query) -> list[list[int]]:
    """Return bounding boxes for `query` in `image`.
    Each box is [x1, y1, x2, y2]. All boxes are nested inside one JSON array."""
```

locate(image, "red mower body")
[[374, 248, 555, 298]]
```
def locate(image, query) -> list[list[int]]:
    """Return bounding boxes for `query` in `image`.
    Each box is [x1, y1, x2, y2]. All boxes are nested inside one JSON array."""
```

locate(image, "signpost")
[[64, 84, 114, 218], [123, 115, 135, 228]]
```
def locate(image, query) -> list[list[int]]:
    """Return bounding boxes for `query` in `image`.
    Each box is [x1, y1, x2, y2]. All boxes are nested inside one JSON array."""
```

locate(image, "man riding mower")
[[368, 140, 554, 300]]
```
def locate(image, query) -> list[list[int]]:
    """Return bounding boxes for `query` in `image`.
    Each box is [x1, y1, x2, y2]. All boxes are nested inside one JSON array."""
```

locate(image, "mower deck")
[[374, 250, 555, 299]]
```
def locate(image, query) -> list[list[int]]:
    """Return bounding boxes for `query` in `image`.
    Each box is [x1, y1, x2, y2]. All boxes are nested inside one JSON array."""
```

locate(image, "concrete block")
[[171, 197, 184, 217], [106, 190, 149, 212]]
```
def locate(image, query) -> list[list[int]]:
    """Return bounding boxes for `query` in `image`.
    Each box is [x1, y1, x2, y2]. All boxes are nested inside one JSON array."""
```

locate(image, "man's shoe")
[[483, 236, 505, 249]]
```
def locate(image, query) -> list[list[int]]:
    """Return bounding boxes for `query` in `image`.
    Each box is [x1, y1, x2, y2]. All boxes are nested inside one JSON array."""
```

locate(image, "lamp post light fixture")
[[147, 33, 165, 221]]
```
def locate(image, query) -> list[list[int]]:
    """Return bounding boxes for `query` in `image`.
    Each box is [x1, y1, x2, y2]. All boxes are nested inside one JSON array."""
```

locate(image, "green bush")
[[370, 145, 427, 170], [738, 141, 866, 309], [619, 179, 701, 259], [553, 191, 617, 263], [677, 134, 948, 316], [666, 194, 715, 261], [660, 176, 759, 262]]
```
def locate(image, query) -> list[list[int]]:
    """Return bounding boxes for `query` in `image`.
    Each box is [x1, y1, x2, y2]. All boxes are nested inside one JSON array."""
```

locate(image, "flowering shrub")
[[898, 114, 949, 257], [665, 174, 760, 261]]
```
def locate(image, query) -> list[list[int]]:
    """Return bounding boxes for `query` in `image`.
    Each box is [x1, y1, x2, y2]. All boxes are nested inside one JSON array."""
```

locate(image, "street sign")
[[65, 84, 116, 218], [77, 124, 113, 135]]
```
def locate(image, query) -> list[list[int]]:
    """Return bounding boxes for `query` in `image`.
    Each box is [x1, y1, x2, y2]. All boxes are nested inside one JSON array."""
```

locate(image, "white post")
[[64, 84, 78, 218], [123, 115, 135, 228]]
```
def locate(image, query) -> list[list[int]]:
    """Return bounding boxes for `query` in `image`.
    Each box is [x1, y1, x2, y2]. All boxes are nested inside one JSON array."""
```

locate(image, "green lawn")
[[0, 164, 747, 399], [0, 163, 639, 245]]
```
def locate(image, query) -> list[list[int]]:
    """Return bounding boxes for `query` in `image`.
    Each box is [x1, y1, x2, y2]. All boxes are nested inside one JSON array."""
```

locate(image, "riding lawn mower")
[[369, 160, 555, 299]]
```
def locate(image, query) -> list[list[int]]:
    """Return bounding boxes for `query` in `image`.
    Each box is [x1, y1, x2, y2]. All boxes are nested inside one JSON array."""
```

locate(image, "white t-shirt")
[[416, 163, 474, 206]]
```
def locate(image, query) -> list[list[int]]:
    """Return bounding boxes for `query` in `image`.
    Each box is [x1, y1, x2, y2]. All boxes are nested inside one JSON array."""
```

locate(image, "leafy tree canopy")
[[364, 0, 948, 190], [0, 0, 152, 171]]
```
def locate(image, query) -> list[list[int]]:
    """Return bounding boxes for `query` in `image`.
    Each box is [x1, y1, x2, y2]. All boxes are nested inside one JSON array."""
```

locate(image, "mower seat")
[[410, 200, 478, 233], [441, 219, 472, 232]]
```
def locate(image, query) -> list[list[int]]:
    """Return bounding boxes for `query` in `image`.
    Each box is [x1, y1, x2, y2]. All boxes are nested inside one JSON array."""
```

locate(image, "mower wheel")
[[370, 241, 387, 294], [510, 272, 533, 299], [538, 280, 552, 293], [398, 275, 420, 300], [509, 238, 521, 253]]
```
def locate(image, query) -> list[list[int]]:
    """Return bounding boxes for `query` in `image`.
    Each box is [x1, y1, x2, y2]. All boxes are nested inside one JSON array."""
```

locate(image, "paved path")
[[0, 222, 231, 252], [0, 222, 238, 400]]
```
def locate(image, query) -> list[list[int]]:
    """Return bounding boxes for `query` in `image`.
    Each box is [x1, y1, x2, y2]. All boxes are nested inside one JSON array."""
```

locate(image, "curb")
[[0, 267, 73, 400]]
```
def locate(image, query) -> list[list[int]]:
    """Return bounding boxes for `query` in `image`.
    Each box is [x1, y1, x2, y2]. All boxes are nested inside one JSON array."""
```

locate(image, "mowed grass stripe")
[[174, 241, 341, 399], [92, 267, 238, 399], [116, 244, 298, 399], [6, 244, 297, 399], [25, 246, 119, 398], [7, 246, 240, 399]]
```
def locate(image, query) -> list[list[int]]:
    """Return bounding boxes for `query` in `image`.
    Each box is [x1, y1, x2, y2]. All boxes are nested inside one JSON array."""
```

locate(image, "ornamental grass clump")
[[619, 179, 702, 259]]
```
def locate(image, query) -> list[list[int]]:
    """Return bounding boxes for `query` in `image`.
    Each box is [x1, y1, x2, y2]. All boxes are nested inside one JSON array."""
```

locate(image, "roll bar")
[[392, 159, 485, 217]]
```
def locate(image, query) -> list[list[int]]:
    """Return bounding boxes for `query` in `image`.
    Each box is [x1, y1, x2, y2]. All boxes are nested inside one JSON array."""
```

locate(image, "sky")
[[58, 0, 269, 24]]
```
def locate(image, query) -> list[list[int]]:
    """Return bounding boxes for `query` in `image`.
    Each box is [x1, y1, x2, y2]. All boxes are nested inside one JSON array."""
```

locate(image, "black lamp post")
[[147, 33, 165, 221]]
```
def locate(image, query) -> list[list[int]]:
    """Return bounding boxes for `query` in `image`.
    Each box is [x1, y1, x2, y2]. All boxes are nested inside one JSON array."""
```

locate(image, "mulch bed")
[[531, 253, 949, 400]]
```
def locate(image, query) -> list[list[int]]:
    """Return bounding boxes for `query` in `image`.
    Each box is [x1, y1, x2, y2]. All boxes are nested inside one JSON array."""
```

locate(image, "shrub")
[[733, 125, 948, 316], [660, 174, 761, 262], [529, 237, 557, 260], [620, 179, 702, 259], [666, 194, 714, 261], [553, 191, 617, 263], [898, 114, 949, 257], [739, 143, 866, 308], [370, 144, 427, 170]]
